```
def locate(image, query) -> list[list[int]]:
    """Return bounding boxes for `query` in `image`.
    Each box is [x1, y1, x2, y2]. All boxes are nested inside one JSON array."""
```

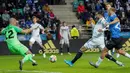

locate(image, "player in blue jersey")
[[89, 7, 130, 68], [104, 3, 120, 58]]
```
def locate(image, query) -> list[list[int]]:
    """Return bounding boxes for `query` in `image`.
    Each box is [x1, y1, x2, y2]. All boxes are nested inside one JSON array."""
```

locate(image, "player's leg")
[[66, 39, 71, 55], [29, 37, 35, 54], [90, 47, 124, 68], [17, 44, 37, 70], [117, 49, 130, 58], [64, 39, 93, 66], [90, 39, 124, 68], [114, 38, 130, 58], [60, 39, 64, 55], [36, 37, 46, 58]]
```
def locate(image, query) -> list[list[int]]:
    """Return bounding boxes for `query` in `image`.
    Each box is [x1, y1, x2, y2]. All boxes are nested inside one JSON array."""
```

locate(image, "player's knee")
[[117, 49, 125, 55], [26, 50, 32, 54], [29, 42, 33, 46], [80, 46, 87, 52]]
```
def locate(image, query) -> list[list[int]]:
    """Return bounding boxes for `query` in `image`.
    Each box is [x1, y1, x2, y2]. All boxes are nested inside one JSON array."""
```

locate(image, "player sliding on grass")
[[64, 11, 124, 67], [29, 16, 46, 58], [0, 18, 37, 70], [89, 7, 130, 68]]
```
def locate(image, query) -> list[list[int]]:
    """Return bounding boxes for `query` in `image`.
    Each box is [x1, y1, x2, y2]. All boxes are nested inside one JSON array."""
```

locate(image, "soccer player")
[[64, 11, 123, 67], [29, 16, 46, 58], [59, 21, 71, 55], [89, 7, 130, 68], [104, 3, 120, 58], [0, 18, 37, 70]]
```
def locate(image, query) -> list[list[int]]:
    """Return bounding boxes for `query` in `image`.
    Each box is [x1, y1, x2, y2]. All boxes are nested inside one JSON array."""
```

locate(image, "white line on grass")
[[0, 69, 62, 73]]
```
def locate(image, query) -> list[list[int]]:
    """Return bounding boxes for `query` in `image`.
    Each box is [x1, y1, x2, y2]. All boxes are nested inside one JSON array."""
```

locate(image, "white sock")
[[96, 57, 103, 66], [116, 53, 120, 58], [108, 50, 112, 55], [125, 53, 130, 58]]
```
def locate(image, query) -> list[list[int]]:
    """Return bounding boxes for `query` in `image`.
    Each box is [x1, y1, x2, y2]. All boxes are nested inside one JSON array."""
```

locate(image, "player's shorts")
[[29, 36, 42, 46], [8, 43, 28, 56], [60, 38, 69, 45], [106, 38, 122, 50], [83, 38, 105, 50]]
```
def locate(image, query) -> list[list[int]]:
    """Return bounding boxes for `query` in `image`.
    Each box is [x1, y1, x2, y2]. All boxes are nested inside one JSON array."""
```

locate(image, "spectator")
[[70, 25, 79, 39], [49, 9, 55, 19], [23, 4, 31, 15], [43, 3, 51, 13], [26, 0, 33, 6], [48, 9, 55, 27], [16, 10, 24, 20], [2, 10, 10, 27], [34, 0, 39, 7], [95, 1, 102, 11], [81, 10, 90, 23], [86, 17, 95, 29], [115, 1, 121, 11], [25, 17, 32, 28], [77, 2, 85, 19], [126, 3, 130, 12]]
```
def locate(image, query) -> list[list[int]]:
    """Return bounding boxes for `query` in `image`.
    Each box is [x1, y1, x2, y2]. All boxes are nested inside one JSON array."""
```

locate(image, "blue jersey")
[[104, 10, 110, 23], [109, 13, 121, 38]]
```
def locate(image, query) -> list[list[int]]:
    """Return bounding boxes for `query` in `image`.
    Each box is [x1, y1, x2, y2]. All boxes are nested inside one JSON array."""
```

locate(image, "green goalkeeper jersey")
[[1, 24, 23, 46]]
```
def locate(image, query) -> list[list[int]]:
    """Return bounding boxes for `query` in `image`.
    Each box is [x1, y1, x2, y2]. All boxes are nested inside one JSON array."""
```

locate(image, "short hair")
[[9, 18, 16, 23], [72, 25, 75, 28], [32, 16, 37, 19], [109, 7, 116, 12], [105, 2, 112, 6], [96, 11, 104, 16]]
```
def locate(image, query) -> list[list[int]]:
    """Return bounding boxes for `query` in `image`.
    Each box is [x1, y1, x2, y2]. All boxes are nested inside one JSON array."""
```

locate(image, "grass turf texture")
[[0, 52, 130, 73]]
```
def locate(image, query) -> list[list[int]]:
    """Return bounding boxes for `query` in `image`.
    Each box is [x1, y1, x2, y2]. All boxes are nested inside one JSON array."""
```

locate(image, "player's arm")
[[59, 27, 63, 38], [108, 17, 120, 25], [21, 29, 32, 34], [67, 28, 71, 39], [22, 24, 40, 34], [98, 19, 109, 32], [39, 24, 45, 34], [14, 25, 37, 34]]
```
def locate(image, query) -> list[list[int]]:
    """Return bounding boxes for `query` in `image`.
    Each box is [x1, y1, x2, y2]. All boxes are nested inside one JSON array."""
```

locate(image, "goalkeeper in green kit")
[[0, 18, 37, 70]]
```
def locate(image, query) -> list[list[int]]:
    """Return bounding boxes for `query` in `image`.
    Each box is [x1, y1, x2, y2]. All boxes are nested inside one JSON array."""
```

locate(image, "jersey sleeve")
[[110, 14, 117, 21], [39, 24, 44, 29], [13, 26, 23, 33]]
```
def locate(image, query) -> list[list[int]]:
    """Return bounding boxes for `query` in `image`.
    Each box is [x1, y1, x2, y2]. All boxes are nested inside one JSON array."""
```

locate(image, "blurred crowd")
[[0, 0, 61, 37], [74, 0, 130, 30]]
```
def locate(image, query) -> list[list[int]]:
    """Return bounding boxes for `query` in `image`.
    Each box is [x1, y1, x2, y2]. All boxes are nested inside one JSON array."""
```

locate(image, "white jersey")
[[92, 17, 106, 39], [60, 26, 70, 39], [30, 23, 44, 45], [60, 25, 70, 44], [31, 23, 44, 37], [83, 17, 107, 50]]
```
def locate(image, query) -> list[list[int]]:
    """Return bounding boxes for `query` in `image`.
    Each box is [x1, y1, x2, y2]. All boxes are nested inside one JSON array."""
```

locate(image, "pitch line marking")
[[0, 69, 62, 73]]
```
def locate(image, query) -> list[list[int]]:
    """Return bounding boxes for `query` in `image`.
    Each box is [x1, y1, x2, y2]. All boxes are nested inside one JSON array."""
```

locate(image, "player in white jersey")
[[29, 16, 46, 58], [64, 11, 122, 67], [59, 21, 71, 55]]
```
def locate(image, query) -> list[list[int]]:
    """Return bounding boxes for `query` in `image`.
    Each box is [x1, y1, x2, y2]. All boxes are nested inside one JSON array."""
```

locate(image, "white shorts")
[[60, 38, 69, 45], [83, 38, 105, 51], [29, 36, 42, 46]]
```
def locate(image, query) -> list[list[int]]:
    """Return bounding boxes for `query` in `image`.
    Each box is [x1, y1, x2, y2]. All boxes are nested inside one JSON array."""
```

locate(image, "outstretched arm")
[[21, 25, 38, 34], [108, 17, 120, 25], [21, 29, 32, 34]]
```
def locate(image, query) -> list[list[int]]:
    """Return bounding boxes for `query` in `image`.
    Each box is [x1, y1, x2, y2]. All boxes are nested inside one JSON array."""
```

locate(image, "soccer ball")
[[49, 55, 57, 63]]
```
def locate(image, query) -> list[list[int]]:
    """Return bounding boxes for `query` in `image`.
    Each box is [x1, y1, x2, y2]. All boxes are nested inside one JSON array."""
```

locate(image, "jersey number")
[[6, 30, 14, 39]]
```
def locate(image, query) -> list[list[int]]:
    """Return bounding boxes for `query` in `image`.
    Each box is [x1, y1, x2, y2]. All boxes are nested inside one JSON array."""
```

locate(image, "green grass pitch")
[[0, 52, 130, 73]]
